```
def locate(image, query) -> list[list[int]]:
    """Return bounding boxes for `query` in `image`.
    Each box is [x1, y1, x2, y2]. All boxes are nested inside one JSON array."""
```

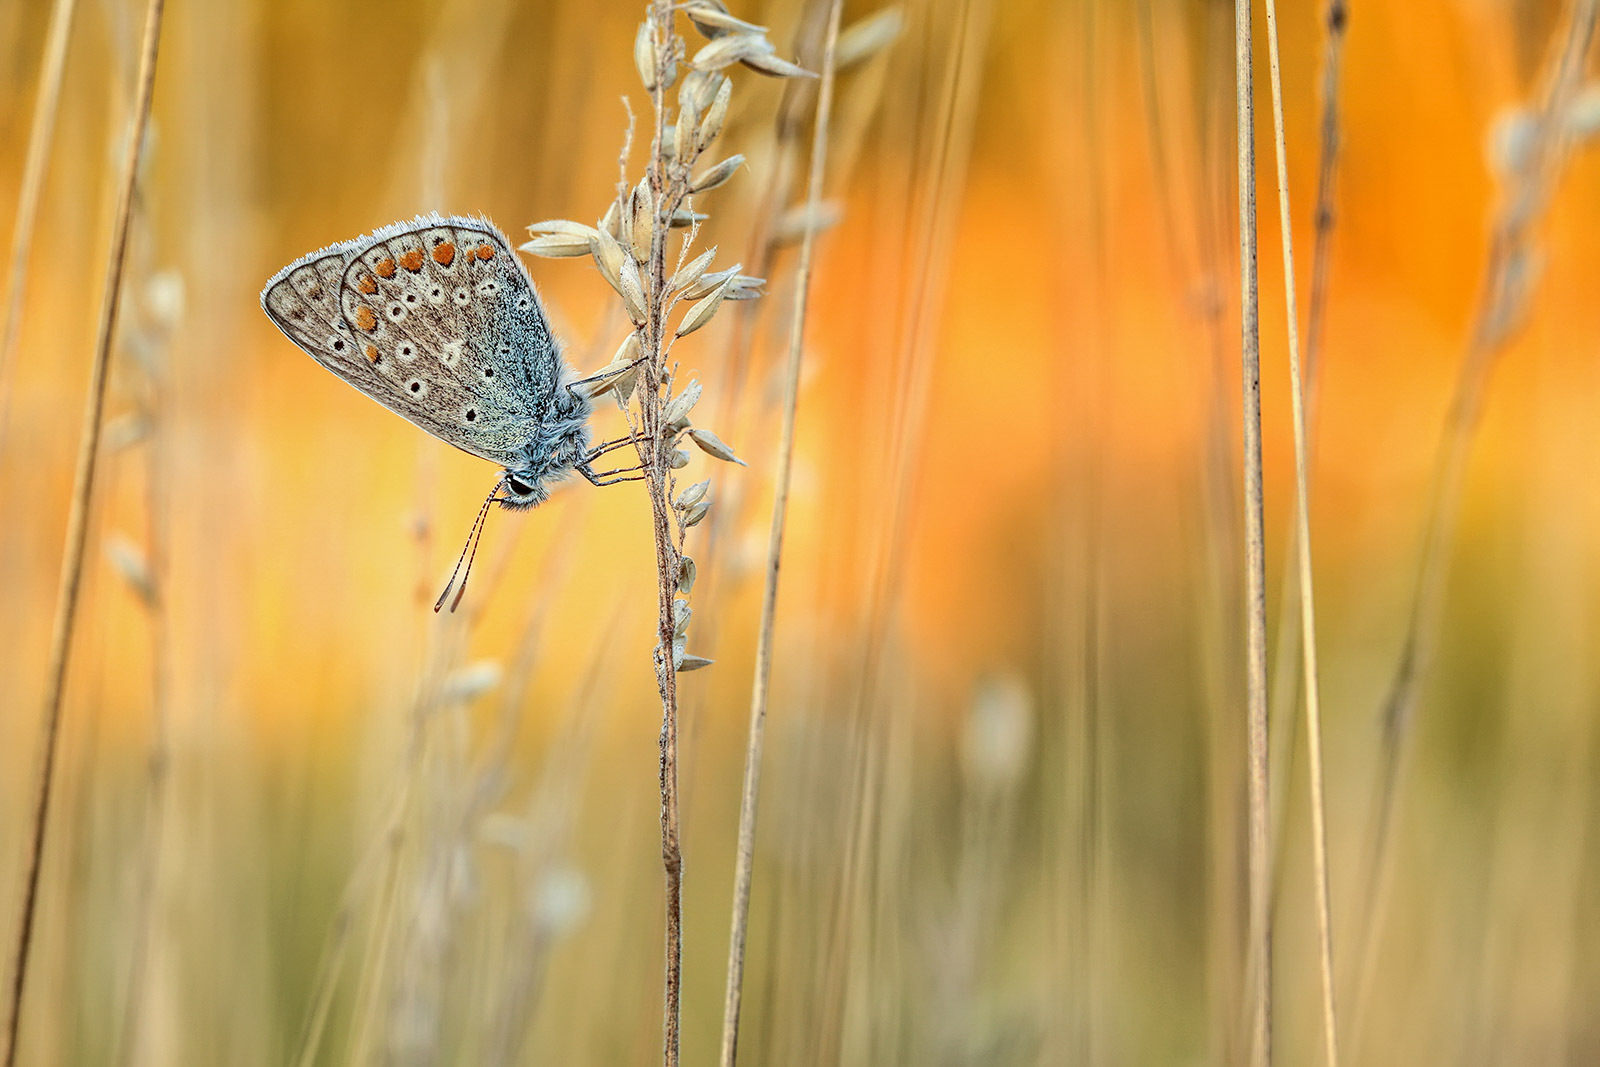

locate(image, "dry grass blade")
[[2, 2, 166, 1064], [1262, 0, 1340, 1061], [717, 4, 845, 1063], [0, 0, 80, 443], [1233, 0, 1271, 1063]]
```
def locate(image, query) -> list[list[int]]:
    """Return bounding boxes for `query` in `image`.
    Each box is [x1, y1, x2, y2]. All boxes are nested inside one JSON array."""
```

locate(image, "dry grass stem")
[[0, 0, 80, 443], [1261, 0, 1340, 1061], [717, 3, 845, 1064], [2, 2, 165, 1064], [1233, 0, 1271, 1063], [1353, 0, 1599, 1048]]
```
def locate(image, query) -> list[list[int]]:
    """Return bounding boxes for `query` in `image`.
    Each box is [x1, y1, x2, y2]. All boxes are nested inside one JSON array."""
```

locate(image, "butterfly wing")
[[260, 214, 564, 469]]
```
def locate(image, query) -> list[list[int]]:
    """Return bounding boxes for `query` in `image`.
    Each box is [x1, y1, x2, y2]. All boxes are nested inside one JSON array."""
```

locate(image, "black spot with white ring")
[[453, 287, 471, 306]]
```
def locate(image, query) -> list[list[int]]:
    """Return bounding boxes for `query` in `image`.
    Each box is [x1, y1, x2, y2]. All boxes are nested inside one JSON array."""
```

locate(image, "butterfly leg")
[[577, 462, 647, 487], [583, 434, 640, 462]]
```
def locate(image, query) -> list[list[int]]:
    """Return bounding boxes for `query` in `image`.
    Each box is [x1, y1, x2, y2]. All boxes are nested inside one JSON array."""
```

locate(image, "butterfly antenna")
[[434, 483, 501, 613]]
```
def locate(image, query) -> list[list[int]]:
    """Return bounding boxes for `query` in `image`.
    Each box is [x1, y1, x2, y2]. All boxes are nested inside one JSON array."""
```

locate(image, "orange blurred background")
[[1, 0, 1598, 1064]]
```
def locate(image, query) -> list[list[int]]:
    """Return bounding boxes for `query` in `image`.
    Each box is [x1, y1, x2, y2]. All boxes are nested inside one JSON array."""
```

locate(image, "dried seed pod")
[[599, 200, 622, 238], [592, 226, 627, 291], [725, 274, 766, 300], [836, 7, 905, 71], [685, 0, 767, 38], [634, 18, 658, 90], [673, 599, 693, 637], [683, 264, 739, 300], [618, 257, 649, 324], [741, 51, 814, 78], [678, 69, 720, 114], [676, 272, 736, 336], [692, 32, 774, 72], [690, 154, 745, 193], [687, 427, 746, 465], [669, 208, 709, 229], [675, 478, 711, 510], [678, 652, 715, 672], [669, 447, 691, 469], [664, 379, 702, 426], [670, 246, 717, 293], [628, 179, 654, 263], [697, 77, 733, 150], [681, 499, 712, 528], [526, 219, 601, 238], [520, 234, 594, 258], [677, 555, 697, 594], [674, 101, 701, 165]]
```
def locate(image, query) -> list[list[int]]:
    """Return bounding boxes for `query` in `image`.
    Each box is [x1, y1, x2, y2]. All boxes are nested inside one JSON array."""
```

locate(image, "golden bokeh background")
[[2, 0, 1598, 1064]]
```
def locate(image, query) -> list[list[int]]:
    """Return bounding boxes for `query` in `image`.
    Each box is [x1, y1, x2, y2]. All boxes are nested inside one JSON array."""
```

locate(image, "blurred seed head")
[[835, 7, 905, 71], [532, 865, 591, 935], [440, 660, 503, 705], [961, 673, 1035, 791], [105, 533, 156, 608]]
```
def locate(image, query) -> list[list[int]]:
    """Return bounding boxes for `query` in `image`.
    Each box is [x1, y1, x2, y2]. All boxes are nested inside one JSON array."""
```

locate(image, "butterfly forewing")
[[261, 214, 564, 469]]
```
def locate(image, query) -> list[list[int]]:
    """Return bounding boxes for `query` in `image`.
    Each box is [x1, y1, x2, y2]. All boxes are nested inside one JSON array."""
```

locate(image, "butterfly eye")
[[507, 475, 535, 497]]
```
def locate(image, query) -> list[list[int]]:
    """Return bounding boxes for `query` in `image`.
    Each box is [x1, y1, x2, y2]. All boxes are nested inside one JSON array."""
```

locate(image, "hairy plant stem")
[[716, 3, 844, 1065], [643, 4, 684, 1064], [2, 2, 165, 1064]]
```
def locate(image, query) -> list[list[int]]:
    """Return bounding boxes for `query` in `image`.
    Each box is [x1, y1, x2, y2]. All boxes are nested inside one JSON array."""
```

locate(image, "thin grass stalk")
[[1352, 0, 1599, 1046], [1261, 0, 1340, 1062], [1, 2, 164, 1063], [1267, 0, 1347, 888], [0, 0, 80, 443], [717, 4, 845, 1064], [1233, 0, 1271, 1063]]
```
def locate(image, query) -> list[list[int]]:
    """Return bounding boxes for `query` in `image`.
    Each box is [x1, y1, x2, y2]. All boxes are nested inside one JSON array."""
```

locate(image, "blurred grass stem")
[[0, 0, 80, 445], [717, 2, 844, 1065], [2, 2, 165, 1064], [1262, 0, 1340, 1061]]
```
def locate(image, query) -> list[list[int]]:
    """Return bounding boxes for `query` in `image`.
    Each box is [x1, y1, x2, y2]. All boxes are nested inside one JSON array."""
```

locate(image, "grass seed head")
[[670, 246, 717, 293], [693, 32, 775, 72], [690, 153, 744, 193]]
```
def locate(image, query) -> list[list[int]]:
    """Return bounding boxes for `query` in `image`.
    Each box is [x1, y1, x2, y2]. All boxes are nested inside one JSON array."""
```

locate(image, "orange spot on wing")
[[475, 243, 494, 261], [354, 306, 377, 331], [375, 257, 397, 278], [356, 275, 378, 295], [365, 344, 379, 363], [432, 241, 455, 266], [399, 249, 425, 271]]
